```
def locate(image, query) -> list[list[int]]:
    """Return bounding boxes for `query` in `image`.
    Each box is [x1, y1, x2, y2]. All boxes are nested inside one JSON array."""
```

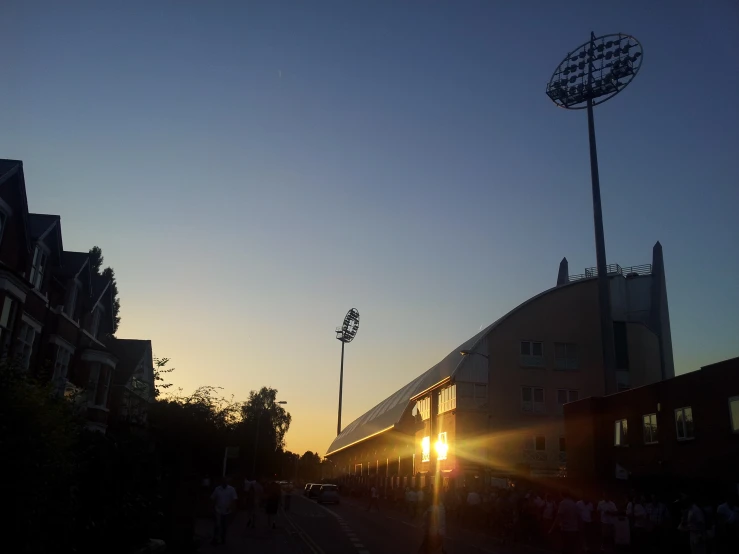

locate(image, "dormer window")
[[29, 245, 48, 290]]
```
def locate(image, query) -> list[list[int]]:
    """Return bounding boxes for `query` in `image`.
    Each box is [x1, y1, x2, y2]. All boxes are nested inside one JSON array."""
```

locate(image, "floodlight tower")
[[546, 32, 643, 393], [335, 308, 360, 436]]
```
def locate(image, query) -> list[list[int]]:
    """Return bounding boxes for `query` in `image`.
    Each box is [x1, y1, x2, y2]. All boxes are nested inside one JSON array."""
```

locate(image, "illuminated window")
[[675, 406, 694, 441], [416, 397, 431, 420], [421, 436, 430, 462], [438, 384, 456, 414], [436, 432, 449, 460], [643, 413, 658, 444], [614, 418, 628, 446]]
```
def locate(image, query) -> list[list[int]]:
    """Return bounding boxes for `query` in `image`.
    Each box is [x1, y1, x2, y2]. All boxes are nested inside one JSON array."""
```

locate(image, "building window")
[[554, 342, 578, 370], [29, 245, 48, 290], [436, 432, 449, 461], [730, 397, 739, 433], [421, 436, 431, 462], [0, 296, 17, 357], [52, 346, 73, 396], [416, 397, 431, 420], [95, 367, 112, 407], [534, 436, 546, 451], [16, 321, 37, 369], [87, 362, 101, 404], [522, 386, 545, 413], [438, 384, 457, 414], [675, 406, 694, 441], [614, 418, 628, 446], [643, 413, 658, 444], [520, 341, 544, 367], [354, 463, 362, 476], [65, 282, 79, 319], [557, 389, 579, 413]]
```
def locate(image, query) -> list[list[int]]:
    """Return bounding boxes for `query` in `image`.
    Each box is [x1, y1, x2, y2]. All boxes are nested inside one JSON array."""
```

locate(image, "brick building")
[[564, 357, 739, 497], [326, 244, 674, 489], [0, 159, 154, 431]]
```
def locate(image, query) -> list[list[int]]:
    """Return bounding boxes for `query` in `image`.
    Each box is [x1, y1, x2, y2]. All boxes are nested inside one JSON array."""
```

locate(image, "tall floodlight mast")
[[546, 32, 643, 394], [335, 308, 360, 436]]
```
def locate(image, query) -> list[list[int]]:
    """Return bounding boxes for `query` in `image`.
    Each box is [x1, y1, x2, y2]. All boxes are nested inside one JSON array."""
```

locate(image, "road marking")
[[309, 501, 371, 553]]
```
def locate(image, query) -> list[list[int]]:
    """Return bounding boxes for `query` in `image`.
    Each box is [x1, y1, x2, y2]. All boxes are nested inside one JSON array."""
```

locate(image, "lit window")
[[730, 397, 739, 433], [675, 406, 694, 441], [554, 342, 578, 370], [52, 346, 73, 396], [29, 245, 48, 290], [520, 341, 544, 367], [438, 384, 457, 414], [416, 397, 431, 420], [614, 418, 628, 446], [557, 389, 579, 413], [643, 413, 658, 444], [16, 321, 37, 370], [522, 386, 545, 413], [421, 436, 430, 462], [436, 432, 448, 461]]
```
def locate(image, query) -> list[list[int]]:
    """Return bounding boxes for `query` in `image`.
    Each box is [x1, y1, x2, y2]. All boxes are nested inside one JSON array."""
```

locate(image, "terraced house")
[[326, 244, 674, 490], [0, 159, 155, 432]]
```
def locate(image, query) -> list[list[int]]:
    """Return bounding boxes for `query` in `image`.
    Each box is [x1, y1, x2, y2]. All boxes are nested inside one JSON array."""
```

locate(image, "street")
[[285, 494, 549, 554]]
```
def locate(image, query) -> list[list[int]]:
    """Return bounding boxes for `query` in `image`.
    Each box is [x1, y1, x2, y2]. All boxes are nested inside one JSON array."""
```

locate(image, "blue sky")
[[1, 0, 737, 454]]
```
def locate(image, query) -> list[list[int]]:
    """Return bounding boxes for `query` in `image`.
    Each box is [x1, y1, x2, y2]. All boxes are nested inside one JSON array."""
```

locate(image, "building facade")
[[0, 159, 154, 432], [564, 357, 739, 497], [326, 244, 673, 490]]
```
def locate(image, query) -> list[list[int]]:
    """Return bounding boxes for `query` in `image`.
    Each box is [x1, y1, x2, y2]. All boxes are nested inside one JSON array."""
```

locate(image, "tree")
[[153, 357, 176, 398], [88, 246, 121, 335], [298, 451, 322, 482]]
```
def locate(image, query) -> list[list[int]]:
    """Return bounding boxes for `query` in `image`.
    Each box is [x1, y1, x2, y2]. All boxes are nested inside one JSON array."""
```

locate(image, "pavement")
[[284, 494, 556, 554], [195, 509, 309, 554]]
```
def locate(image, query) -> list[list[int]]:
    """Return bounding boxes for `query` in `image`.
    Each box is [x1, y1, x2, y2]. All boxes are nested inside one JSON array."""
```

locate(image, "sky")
[[1, 0, 738, 456]]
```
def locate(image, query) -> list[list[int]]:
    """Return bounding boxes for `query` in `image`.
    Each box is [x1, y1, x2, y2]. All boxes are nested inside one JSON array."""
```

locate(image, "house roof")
[[325, 277, 596, 456], [28, 213, 59, 240], [0, 159, 32, 253], [59, 251, 90, 279], [106, 338, 154, 399]]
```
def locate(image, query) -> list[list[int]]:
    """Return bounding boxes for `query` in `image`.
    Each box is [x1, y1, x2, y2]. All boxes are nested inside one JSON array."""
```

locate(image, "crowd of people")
[[201, 475, 287, 546], [349, 480, 739, 554]]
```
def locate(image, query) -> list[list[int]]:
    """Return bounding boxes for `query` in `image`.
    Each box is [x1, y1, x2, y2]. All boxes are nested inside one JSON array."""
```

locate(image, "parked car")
[[307, 483, 322, 499], [317, 484, 340, 504], [304, 483, 314, 496]]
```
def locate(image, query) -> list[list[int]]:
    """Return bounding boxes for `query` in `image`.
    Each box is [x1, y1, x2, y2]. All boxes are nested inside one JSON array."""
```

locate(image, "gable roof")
[[28, 213, 63, 261], [106, 338, 154, 400], [0, 159, 32, 253]]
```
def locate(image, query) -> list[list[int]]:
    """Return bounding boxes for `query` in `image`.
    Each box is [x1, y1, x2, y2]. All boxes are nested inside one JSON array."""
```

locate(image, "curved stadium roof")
[[326, 320, 495, 456]]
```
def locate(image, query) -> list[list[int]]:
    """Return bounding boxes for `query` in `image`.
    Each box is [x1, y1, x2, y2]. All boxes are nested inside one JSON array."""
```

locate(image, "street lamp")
[[253, 400, 287, 477], [460, 349, 489, 360], [545, 32, 644, 393], [335, 308, 360, 436]]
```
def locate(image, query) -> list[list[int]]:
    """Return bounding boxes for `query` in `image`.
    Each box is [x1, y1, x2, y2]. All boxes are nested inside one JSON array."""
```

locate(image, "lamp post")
[[545, 32, 644, 393], [253, 400, 287, 477], [335, 308, 360, 436], [459, 349, 489, 360]]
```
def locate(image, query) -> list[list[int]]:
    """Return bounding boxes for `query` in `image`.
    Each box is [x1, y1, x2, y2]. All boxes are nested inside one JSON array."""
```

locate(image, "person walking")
[[407, 487, 418, 517], [597, 492, 617, 552], [576, 496, 594, 552], [550, 491, 579, 554], [368, 484, 380, 512], [210, 476, 238, 545], [243, 478, 257, 528], [418, 493, 447, 553], [265, 480, 281, 529]]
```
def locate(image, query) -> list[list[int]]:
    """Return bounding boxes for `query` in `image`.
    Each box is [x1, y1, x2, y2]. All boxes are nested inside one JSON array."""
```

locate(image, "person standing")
[[417, 486, 426, 518], [576, 496, 594, 552], [683, 498, 707, 554], [243, 478, 257, 528], [466, 488, 482, 528], [265, 480, 281, 529], [210, 477, 238, 545], [408, 487, 418, 517], [418, 493, 447, 553], [632, 496, 649, 553], [550, 491, 579, 554]]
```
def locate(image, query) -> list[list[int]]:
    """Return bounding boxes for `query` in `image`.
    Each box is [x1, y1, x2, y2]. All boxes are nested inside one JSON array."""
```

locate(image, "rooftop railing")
[[569, 263, 652, 281]]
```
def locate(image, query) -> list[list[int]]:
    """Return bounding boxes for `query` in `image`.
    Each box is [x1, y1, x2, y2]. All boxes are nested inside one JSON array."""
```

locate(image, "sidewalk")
[[195, 509, 308, 554]]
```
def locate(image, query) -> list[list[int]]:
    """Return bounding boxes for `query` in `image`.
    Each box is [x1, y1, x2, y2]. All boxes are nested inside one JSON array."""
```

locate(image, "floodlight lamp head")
[[546, 32, 643, 110], [336, 308, 360, 343]]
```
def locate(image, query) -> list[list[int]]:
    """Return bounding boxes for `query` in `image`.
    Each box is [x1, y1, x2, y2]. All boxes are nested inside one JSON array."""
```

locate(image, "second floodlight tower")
[[335, 308, 360, 436]]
